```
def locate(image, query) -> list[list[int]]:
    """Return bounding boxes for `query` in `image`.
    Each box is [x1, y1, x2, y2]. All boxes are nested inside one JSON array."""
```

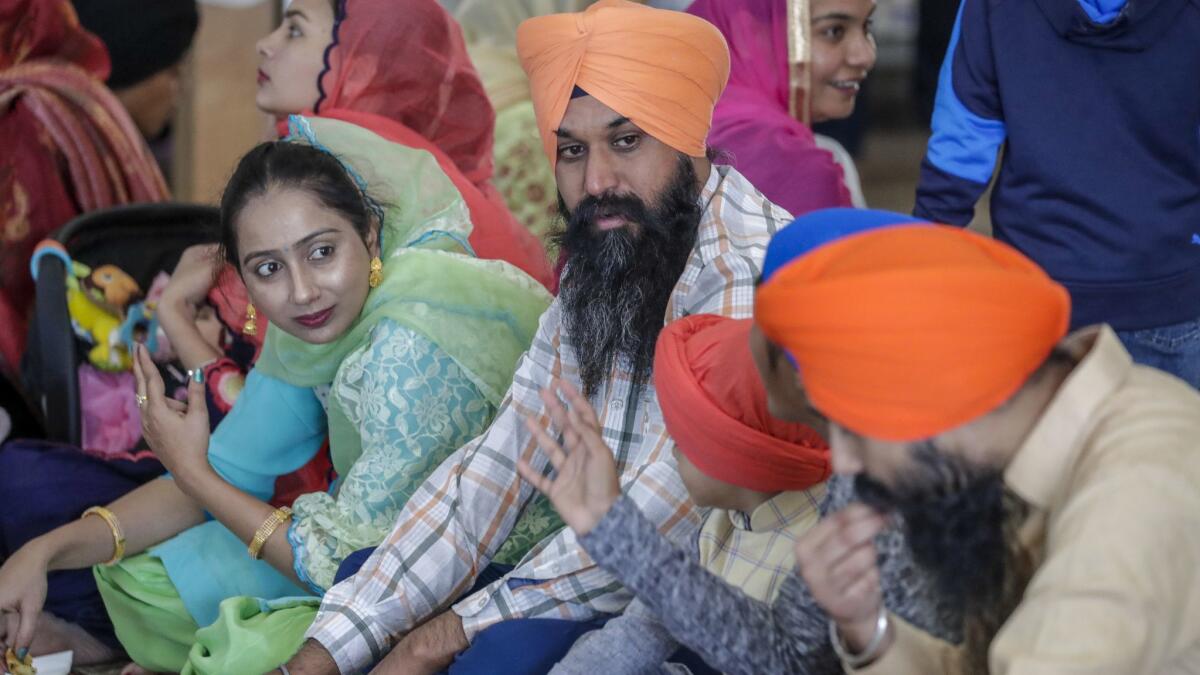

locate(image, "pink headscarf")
[[687, 0, 850, 216], [314, 0, 495, 188]]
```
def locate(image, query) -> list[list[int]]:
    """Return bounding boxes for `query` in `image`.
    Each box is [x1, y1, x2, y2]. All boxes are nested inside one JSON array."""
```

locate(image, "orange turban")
[[516, 0, 730, 167], [655, 315, 830, 492], [755, 225, 1070, 442]]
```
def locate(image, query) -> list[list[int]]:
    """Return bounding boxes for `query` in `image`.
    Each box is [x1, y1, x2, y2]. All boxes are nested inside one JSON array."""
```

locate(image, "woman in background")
[[0, 0, 195, 377], [687, 0, 877, 215], [254, 0, 553, 289]]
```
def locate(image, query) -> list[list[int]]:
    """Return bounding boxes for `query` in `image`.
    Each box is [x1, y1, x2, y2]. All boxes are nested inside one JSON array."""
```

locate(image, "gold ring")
[[136, 394, 148, 409]]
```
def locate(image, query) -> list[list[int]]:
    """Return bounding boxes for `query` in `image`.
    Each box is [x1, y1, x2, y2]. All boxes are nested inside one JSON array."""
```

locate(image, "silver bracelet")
[[829, 606, 889, 668], [279, 665, 291, 675]]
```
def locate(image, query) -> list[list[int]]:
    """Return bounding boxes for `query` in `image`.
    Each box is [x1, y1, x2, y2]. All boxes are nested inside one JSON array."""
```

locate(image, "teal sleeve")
[[206, 368, 328, 501], [287, 322, 495, 592]]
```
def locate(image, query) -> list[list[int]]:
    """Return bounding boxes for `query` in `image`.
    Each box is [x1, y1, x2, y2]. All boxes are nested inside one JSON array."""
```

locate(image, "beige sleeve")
[[988, 456, 1200, 674]]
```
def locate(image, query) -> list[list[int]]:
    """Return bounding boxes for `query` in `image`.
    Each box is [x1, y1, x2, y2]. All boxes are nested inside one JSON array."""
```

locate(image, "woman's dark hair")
[[218, 141, 380, 271]]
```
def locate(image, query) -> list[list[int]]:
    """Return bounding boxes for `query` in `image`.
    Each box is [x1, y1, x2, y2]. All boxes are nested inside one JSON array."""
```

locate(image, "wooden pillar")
[[173, 1, 278, 204]]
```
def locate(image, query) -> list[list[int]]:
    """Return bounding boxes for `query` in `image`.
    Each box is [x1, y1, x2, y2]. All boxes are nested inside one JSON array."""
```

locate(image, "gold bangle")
[[82, 506, 126, 566], [248, 506, 293, 560]]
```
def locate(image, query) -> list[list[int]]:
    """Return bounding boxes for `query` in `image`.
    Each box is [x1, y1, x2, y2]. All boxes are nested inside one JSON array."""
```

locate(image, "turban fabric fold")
[[761, 208, 923, 284], [755, 225, 1070, 442], [516, 0, 730, 167], [655, 314, 830, 492]]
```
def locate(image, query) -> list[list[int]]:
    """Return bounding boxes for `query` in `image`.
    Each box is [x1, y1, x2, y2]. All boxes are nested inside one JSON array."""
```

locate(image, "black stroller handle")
[[29, 252, 79, 444], [21, 203, 220, 445]]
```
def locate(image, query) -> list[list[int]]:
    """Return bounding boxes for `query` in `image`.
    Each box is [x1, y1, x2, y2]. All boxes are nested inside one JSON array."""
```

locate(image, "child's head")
[[654, 315, 830, 512]]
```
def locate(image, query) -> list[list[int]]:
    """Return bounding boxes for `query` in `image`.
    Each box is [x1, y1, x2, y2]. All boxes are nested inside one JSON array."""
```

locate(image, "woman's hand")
[[0, 543, 50, 656], [517, 379, 620, 537], [133, 343, 212, 491], [160, 244, 220, 312]]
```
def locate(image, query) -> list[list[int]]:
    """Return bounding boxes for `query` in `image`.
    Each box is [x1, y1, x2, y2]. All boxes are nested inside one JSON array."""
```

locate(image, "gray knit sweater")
[[551, 475, 961, 675]]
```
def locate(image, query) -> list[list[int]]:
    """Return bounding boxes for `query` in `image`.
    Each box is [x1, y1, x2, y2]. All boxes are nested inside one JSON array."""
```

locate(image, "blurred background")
[[169, 0, 988, 229]]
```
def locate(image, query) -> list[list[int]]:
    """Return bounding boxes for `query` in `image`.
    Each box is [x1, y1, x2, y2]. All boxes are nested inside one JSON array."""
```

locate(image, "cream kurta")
[[850, 325, 1200, 675]]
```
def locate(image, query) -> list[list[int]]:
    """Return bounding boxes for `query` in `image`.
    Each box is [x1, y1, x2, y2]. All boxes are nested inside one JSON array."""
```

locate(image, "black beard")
[[854, 442, 1008, 613], [553, 157, 702, 398]]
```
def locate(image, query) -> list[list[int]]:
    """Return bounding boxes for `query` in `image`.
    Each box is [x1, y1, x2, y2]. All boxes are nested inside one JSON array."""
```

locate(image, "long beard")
[[855, 444, 1034, 674], [554, 158, 702, 398]]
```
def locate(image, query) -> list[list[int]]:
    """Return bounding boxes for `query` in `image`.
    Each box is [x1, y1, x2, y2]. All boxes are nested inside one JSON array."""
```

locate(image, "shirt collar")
[[1004, 325, 1133, 509], [698, 163, 727, 213], [728, 486, 826, 532]]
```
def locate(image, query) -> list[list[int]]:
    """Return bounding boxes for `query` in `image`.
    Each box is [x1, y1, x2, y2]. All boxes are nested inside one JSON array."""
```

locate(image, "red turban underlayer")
[[655, 314, 830, 492]]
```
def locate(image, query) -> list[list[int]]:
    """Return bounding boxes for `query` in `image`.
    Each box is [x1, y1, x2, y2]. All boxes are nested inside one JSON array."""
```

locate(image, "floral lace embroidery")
[[289, 321, 495, 591]]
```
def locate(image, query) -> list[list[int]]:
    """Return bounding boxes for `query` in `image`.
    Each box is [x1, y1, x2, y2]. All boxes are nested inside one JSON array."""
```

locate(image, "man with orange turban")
[[281, 3, 799, 674], [757, 224, 1200, 673]]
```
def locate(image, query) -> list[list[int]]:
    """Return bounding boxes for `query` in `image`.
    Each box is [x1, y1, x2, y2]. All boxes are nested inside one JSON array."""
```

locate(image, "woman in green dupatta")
[[0, 116, 550, 674]]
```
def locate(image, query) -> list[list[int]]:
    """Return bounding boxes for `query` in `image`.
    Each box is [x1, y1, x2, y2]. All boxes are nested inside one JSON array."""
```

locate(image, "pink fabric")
[[314, 0, 495, 189], [687, 0, 850, 216], [79, 365, 143, 459]]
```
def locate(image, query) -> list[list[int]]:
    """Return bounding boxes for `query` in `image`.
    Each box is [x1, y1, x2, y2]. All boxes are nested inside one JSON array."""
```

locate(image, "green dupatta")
[[254, 115, 551, 461]]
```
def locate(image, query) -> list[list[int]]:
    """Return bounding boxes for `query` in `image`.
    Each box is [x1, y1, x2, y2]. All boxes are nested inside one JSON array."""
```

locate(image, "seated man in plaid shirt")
[[282, 2, 792, 673]]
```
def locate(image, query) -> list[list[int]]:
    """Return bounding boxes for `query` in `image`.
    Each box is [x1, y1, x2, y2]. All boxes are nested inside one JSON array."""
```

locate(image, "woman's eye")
[[822, 25, 846, 40], [255, 261, 281, 278], [287, 23, 302, 38], [310, 245, 334, 261]]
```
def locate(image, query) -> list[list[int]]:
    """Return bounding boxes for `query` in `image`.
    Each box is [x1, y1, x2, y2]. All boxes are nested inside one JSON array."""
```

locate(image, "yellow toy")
[[66, 263, 143, 371], [29, 241, 143, 372], [4, 646, 35, 675]]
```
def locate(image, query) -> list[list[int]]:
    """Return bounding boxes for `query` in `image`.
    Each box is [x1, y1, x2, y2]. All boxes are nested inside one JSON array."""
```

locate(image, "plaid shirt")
[[697, 486, 826, 603], [307, 165, 789, 673]]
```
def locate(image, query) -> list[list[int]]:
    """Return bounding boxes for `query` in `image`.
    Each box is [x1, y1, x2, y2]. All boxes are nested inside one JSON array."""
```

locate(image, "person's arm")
[[158, 244, 225, 371], [158, 301, 224, 371], [285, 323, 495, 593], [132, 346, 326, 585], [271, 640, 338, 675], [982, 462, 1200, 674], [551, 597, 682, 675], [912, 0, 1004, 226], [0, 476, 205, 651], [39, 477, 204, 572], [584, 496, 846, 675]]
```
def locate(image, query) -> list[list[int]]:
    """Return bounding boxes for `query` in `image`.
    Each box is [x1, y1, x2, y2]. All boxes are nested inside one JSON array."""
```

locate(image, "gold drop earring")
[[243, 303, 258, 336], [368, 256, 383, 289]]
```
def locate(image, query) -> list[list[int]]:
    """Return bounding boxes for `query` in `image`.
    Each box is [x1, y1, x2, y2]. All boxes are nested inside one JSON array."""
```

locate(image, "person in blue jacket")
[[914, 0, 1200, 388]]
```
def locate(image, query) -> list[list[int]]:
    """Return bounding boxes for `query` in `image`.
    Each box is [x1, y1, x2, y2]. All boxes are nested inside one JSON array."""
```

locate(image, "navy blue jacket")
[[914, 0, 1200, 330]]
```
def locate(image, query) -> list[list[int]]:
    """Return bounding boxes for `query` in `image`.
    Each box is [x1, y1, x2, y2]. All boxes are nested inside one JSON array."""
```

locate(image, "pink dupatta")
[[687, 0, 850, 216]]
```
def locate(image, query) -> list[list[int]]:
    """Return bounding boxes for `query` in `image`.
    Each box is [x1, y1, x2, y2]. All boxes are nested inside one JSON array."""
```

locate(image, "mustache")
[[567, 192, 654, 232]]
